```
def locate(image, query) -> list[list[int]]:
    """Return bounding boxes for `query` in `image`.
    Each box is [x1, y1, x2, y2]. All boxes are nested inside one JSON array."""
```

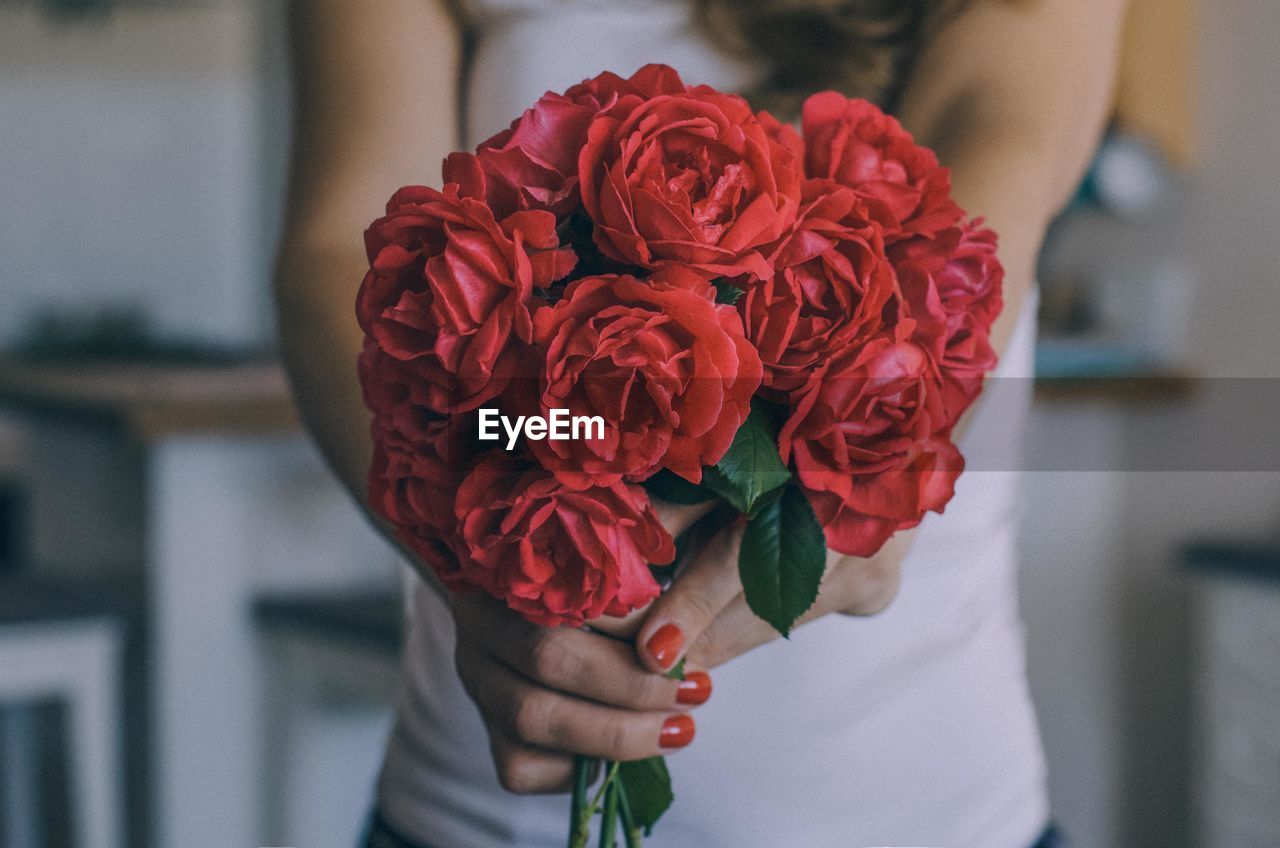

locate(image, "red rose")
[[367, 409, 477, 589], [468, 94, 598, 220], [359, 340, 443, 441], [356, 175, 576, 412], [463, 79, 624, 219], [890, 221, 1004, 424], [932, 222, 1004, 327], [740, 180, 898, 397], [780, 336, 960, 556], [462, 67, 690, 220], [802, 92, 962, 241], [805, 436, 963, 557], [531, 272, 761, 487], [454, 456, 675, 627], [757, 107, 806, 167], [578, 64, 801, 281]]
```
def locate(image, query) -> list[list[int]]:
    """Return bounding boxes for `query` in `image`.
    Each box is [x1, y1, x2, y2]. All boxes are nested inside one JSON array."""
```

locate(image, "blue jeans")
[[362, 809, 1065, 848]]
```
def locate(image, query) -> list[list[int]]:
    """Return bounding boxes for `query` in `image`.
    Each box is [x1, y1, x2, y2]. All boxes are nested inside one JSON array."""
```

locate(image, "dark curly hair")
[[694, 0, 972, 114]]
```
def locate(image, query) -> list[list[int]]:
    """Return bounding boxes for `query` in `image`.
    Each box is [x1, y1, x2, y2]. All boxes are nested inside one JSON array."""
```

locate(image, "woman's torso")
[[378, 2, 1048, 845]]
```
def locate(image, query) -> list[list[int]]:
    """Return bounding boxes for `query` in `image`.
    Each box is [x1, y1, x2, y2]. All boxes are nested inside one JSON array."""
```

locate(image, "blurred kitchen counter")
[[0, 356, 1202, 432], [0, 354, 396, 848], [0, 357, 299, 440]]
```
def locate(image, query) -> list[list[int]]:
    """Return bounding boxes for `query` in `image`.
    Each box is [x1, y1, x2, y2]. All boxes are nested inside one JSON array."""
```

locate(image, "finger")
[[494, 623, 695, 712], [687, 550, 901, 669], [635, 520, 744, 674], [685, 592, 785, 670], [687, 585, 841, 670], [487, 732, 577, 795], [483, 659, 696, 760], [453, 578, 713, 713], [455, 591, 700, 711], [585, 604, 647, 641], [650, 496, 718, 539], [821, 548, 903, 617]]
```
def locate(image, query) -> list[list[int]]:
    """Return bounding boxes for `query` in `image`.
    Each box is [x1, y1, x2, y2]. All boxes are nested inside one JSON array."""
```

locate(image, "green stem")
[[616, 775, 644, 848], [587, 761, 620, 813], [568, 756, 594, 848], [597, 764, 620, 848]]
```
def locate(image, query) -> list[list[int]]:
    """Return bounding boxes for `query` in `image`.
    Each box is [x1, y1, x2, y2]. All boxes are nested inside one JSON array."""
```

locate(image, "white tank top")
[[377, 3, 1049, 845]]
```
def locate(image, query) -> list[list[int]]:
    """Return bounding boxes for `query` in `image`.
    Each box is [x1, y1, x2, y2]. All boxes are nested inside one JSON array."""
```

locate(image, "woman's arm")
[[276, 2, 717, 794], [275, 0, 462, 503], [632, 0, 1129, 673], [898, 0, 1129, 351]]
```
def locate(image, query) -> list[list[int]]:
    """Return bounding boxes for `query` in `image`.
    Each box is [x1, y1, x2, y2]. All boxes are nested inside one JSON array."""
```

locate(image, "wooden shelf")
[[1033, 371, 1198, 405], [0, 357, 300, 441]]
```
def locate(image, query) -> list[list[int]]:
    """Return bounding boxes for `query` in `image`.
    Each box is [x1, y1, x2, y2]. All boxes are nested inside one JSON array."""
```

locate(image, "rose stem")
[[568, 755, 592, 848], [587, 761, 620, 813], [597, 767, 620, 848], [616, 776, 644, 848]]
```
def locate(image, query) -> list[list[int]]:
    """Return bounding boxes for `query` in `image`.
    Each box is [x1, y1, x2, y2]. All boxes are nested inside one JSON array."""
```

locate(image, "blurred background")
[[0, 0, 1278, 847]]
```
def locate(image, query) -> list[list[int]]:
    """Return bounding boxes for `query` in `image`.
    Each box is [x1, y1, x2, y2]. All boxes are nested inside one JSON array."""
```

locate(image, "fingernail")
[[646, 623, 684, 669], [676, 671, 712, 706], [660, 714, 696, 749]]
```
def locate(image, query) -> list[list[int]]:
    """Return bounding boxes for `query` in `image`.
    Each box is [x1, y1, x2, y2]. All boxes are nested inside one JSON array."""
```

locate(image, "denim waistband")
[[362, 808, 1064, 848]]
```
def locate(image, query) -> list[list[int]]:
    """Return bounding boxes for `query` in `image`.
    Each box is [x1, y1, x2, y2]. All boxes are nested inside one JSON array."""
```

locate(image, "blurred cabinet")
[[254, 591, 402, 848], [0, 359, 400, 848], [1188, 545, 1280, 847]]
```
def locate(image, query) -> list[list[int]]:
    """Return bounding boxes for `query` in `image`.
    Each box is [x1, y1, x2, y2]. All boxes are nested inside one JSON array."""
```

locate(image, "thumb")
[[635, 519, 745, 675], [586, 500, 726, 641]]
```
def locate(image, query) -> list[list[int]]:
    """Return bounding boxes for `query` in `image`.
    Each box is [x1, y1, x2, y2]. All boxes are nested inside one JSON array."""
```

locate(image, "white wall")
[[0, 1, 284, 350], [1020, 1, 1280, 845], [1182, 0, 1280, 378]]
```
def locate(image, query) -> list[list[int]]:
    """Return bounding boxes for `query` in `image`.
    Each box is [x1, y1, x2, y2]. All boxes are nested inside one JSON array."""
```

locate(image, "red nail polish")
[[660, 714, 696, 749], [676, 671, 712, 706], [646, 623, 684, 669]]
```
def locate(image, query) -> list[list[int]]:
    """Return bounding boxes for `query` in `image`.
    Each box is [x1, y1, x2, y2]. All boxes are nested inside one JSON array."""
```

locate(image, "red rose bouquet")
[[357, 65, 1003, 846]]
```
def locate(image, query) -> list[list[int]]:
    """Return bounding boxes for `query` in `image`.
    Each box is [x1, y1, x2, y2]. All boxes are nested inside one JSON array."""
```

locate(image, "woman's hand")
[[448, 499, 715, 794], [632, 521, 913, 674]]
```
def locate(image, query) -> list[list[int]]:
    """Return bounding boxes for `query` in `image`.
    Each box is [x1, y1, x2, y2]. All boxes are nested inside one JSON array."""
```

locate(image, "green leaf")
[[641, 469, 715, 506], [738, 483, 826, 636], [707, 405, 791, 517], [713, 279, 743, 305], [663, 657, 687, 681], [617, 757, 674, 834], [697, 466, 747, 513]]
